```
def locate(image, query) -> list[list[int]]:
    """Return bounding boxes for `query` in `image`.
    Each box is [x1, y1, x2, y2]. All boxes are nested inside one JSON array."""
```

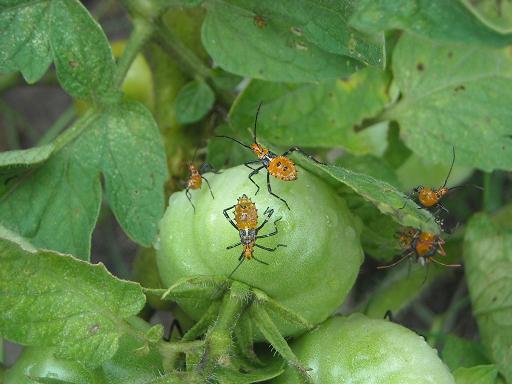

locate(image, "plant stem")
[[114, 17, 155, 88], [38, 106, 76, 146], [52, 109, 97, 152], [154, 20, 212, 79]]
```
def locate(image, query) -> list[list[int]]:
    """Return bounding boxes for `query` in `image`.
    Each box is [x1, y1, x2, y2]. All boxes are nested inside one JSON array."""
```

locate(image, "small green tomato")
[[156, 164, 363, 337], [272, 314, 455, 384]]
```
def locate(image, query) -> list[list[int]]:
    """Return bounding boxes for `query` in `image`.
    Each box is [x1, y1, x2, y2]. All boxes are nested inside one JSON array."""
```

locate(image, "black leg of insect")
[[216, 102, 325, 210], [376, 250, 415, 269], [185, 187, 195, 213], [201, 176, 215, 199], [383, 310, 394, 322], [163, 319, 184, 342]]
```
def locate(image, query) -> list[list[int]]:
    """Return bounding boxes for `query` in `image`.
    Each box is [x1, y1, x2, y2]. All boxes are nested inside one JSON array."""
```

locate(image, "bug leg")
[[437, 203, 449, 214], [377, 250, 413, 269], [164, 319, 184, 341], [199, 162, 222, 174], [267, 171, 290, 210], [281, 146, 325, 165], [256, 217, 282, 239], [185, 188, 196, 213], [248, 166, 264, 195], [384, 310, 394, 322], [201, 176, 214, 199], [253, 256, 269, 265], [223, 205, 238, 230], [255, 208, 274, 232], [244, 159, 262, 171], [226, 242, 242, 250], [229, 254, 246, 279], [399, 189, 417, 210], [254, 243, 287, 252], [422, 262, 430, 285]]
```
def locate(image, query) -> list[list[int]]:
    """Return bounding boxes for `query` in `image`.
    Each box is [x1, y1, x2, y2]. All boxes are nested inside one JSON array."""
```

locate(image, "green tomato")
[[156, 164, 363, 337], [272, 314, 455, 384], [3, 347, 104, 384], [4, 318, 163, 384]]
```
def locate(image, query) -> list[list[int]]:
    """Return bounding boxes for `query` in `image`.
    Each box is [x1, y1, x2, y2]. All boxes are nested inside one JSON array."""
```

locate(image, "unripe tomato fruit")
[[272, 314, 455, 384], [156, 165, 363, 337]]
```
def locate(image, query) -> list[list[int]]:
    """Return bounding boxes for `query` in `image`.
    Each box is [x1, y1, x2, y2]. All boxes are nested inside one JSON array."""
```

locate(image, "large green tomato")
[[157, 164, 363, 337], [3, 347, 104, 384], [272, 314, 455, 384]]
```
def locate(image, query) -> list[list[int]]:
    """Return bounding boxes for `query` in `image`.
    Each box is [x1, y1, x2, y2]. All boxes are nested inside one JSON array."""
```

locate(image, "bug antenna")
[[442, 146, 456, 188], [253, 102, 263, 143], [228, 257, 245, 279], [377, 253, 411, 269], [216, 135, 252, 150], [448, 183, 484, 192]]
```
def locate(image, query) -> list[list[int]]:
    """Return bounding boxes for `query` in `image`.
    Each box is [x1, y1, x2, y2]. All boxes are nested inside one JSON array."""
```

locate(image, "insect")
[[223, 194, 286, 278], [184, 158, 219, 213], [378, 227, 460, 270], [254, 14, 267, 29], [217, 103, 324, 209], [400, 147, 482, 215]]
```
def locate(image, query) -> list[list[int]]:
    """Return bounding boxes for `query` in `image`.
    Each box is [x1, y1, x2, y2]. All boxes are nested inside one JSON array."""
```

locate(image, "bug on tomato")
[[378, 227, 460, 270], [223, 194, 286, 278], [400, 147, 482, 216], [216, 103, 324, 209], [184, 152, 220, 212], [253, 14, 267, 29]]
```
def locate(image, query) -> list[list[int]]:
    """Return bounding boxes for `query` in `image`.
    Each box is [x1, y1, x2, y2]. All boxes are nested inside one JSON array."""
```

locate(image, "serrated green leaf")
[[464, 213, 512, 382], [202, 0, 384, 82], [0, 125, 102, 260], [349, 0, 512, 46], [175, 80, 215, 124], [442, 335, 490, 371], [298, 160, 439, 233], [0, 236, 146, 368], [49, 0, 115, 100], [388, 34, 512, 171], [90, 101, 168, 247], [453, 365, 498, 384], [0, 1, 52, 83], [227, 68, 388, 152], [461, 0, 512, 34], [0, 144, 54, 168]]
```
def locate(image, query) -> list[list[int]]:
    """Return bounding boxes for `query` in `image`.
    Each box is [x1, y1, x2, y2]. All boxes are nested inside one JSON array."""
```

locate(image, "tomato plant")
[[1, 0, 511, 383]]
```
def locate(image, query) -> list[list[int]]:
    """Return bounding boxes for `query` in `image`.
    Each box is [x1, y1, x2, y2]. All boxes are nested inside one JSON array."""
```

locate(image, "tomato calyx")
[[154, 276, 314, 383]]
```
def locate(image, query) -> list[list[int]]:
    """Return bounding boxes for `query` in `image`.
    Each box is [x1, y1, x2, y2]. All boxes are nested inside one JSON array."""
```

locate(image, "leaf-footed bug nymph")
[[184, 150, 221, 212], [216, 103, 325, 210], [223, 194, 286, 278]]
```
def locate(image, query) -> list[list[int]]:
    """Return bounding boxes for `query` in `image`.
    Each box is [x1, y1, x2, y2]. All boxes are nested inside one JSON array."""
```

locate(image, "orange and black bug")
[[217, 103, 324, 209], [401, 147, 482, 216], [184, 157, 219, 212], [223, 194, 286, 278], [253, 14, 267, 29], [378, 227, 460, 270]]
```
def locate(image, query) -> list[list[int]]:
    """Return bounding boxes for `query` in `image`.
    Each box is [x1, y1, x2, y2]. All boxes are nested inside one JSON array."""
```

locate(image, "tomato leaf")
[[0, 234, 146, 368], [227, 69, 389, 152], [349, 0, 512, 46], [442, 335, 490, 371], [453, 365, 499, 384], [388, 34, 512, 171], [298, 160, 440, 233], [175, 79, 215, 124], [202, 0, 384, 82], [90, 101, 168, 247], [464, 213, 512, 382], [0, 1, 53, 83], [0, 144, 54, 168], [461, 0, 512, 34], [0, 126, 102, 260], [49, 0, 115, 101]]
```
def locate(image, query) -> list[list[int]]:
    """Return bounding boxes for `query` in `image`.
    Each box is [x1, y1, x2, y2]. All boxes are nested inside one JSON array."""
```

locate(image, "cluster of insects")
[[182, 103, 321, 277], [182, 105, 477, 279], [380, 147, 481, 274]]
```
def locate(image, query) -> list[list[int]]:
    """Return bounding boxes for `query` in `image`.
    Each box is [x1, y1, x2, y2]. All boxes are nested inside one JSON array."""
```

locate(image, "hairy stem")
[[114, 17, 154, 88]]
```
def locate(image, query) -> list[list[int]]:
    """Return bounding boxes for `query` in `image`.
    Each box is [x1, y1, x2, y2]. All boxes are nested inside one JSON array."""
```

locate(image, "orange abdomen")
[[268, 156, 297, 181], [235, 196, 258, 229], [414, 232, 436, 257], [418, 188, 438, 207], [187, 174, 202, 190]]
